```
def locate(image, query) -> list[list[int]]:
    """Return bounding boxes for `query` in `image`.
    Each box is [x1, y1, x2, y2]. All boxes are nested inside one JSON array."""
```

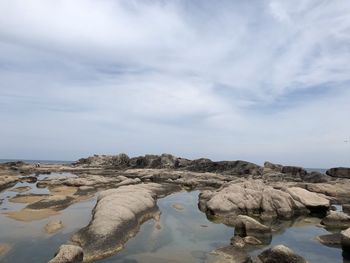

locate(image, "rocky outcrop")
[[300, 172, 330, 183], [316, 233, 341, 247], [264, 162, 283, 172], [282, 166, 307, 177], [258, 245, 307, 263], [326, 167, 350, 179], [199, 180, 310, 222], [71, 183, 179, 262], [73, 154, 262, 176], [321, 211, 350, 229], [49, 245, 83, 263], [286, 187, 330, 212], [234, 215, 272, 241]]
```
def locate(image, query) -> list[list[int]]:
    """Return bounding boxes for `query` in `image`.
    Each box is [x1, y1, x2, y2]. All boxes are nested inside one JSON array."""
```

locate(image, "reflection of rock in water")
[[172, 203, 185, 211], [0, 243, 11, 256], [44, 219, 64, 234]]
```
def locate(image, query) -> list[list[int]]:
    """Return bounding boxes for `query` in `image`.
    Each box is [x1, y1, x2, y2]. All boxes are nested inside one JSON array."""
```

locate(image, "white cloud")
[[0, 0, 350, 167]]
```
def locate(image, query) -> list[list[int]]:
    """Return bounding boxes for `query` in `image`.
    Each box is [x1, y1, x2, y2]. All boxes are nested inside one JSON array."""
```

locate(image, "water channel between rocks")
[[0, 173, 349, 263]]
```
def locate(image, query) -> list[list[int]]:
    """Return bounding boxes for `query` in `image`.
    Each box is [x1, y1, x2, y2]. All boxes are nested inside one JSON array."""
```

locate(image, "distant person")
[[36, 162, 41, 168]]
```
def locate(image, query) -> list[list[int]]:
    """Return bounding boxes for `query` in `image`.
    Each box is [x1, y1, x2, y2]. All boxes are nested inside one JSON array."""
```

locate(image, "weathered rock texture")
[[198, 180, 327, 222], [71, 183, 179, 261], [321, 211, 350, 229], [49, 245, 83, 263], [258, 245, 307, 263], [327, 167, 350, 179], [233, 215, 272, 243]]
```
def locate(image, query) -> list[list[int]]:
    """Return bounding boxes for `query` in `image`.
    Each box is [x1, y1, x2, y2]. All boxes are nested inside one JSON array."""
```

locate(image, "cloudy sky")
[[0, 0, 349, 167]]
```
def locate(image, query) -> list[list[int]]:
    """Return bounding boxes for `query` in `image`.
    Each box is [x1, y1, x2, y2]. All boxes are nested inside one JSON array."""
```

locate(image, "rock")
[[0, 243, 11, 255], [343, 204, 350, 214], [0, 176, 19, 191], [264, 162, 283, 172], [321, 211, 350, 229], [199, 180, 309, 221], [234, 215, 272, 242], [231, 235, 246, 248], [210, 246, 252, 263], [45, 220, 64, 234], [300, 172, 330, 183], [286, 187, 330, 212], [71, 183, 178, 262], [326, 167, 350, 179], [172, 203, 184, 211], [258, 245, 307, 263], [27, 195, 74, 210], [49, 245, 83, 263], [282, 166, 307, 177], [243, 236, 262, 245], [184, 159, 262, 176], [20, 176, 37, 183], [10, 186, 31, 193], [341, 228, 350, 253], [316, 233, 341, 247]]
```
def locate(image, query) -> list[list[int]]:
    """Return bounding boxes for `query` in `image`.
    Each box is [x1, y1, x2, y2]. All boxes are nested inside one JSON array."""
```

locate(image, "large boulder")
[[282, 166, 307, 177], [185, 159, 262, 176], [326, 167, 350, 179], [286, 187, 330, 212], [71, 183, 178, 262], [199, 180, 309, 222], [49, 245, 83, 263], [233, 215, 272, 244], [321, 211, 350, 229], [300, 172, 330, 183], [258, 245, 307, 263]]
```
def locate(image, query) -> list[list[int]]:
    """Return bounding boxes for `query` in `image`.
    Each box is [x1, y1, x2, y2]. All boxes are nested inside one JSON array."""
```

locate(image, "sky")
[[0, 0, 349, 167]]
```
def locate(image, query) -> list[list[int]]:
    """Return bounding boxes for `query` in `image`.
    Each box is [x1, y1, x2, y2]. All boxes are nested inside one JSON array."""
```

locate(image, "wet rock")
[[0, 176, 19, 191], [71, 183, 178, 261], [49, 244, 83, 263], [286, 187, 330, 212], [321, 211, 350, 229], [234, 215, 272, 243], [341, 228, 350, 253], [300, 172, 330, 183], [326, 167, 350, 179], [20, 176, 37, 183], [322, 211, 350, 228], [45, 220, 64, 234], [10, 186, 31, 193], [282, 166, 307, 177], [210, 246, 252, 263], [316, 233, 341, 247], [199, 180, 309, 221], [27, 195, 74, 210], [258, 244, 307, 263], [343, 204, 350, 214], [0, 243, 11, 255]]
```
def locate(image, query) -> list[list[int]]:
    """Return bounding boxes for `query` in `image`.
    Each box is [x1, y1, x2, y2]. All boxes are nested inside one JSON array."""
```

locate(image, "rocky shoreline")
[[1, 154, 350, 262]]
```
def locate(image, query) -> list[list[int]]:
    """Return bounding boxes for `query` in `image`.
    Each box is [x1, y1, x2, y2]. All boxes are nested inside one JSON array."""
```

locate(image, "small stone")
[[45, 220, 64, 234], [172, 203, 184, 211], [258, 244, 307, 263]]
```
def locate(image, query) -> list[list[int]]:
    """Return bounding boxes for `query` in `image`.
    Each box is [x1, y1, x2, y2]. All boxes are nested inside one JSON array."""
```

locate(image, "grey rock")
[[258, 245, 307, 263], [49, 245, 83, 263], [326, 167, 350, 179], [321, 211, 350, 229]]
